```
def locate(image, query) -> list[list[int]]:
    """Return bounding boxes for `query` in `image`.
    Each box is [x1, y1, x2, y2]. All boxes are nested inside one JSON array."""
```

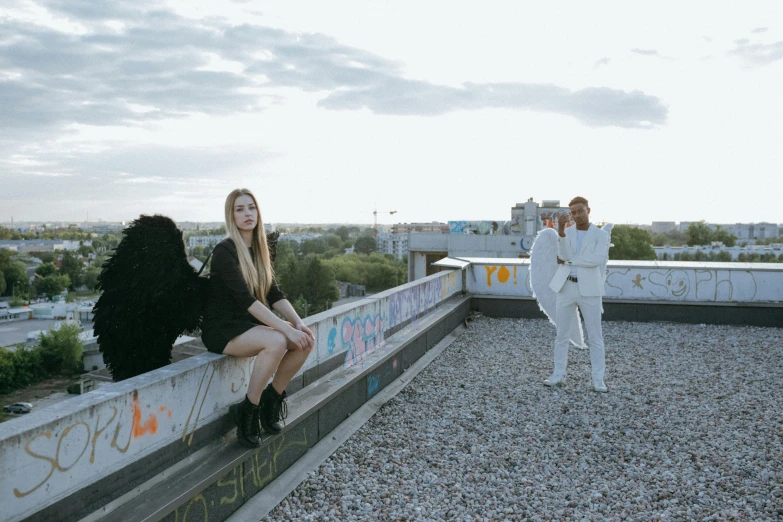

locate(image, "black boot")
[[258, 384, 288, 434], [229, 395, 261, 448]]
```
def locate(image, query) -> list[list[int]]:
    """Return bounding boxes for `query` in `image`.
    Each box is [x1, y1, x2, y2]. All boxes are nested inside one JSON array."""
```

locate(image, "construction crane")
[[373, 209, 397, 234]]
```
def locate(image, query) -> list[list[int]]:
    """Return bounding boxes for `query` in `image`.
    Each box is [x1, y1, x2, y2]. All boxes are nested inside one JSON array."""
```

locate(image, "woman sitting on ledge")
[[201, 188, 314, 447]]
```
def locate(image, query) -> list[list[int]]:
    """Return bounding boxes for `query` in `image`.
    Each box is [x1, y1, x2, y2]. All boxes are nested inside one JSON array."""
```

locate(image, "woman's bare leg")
[[271, 343, 313, 393], [223, 326, 287, 404]]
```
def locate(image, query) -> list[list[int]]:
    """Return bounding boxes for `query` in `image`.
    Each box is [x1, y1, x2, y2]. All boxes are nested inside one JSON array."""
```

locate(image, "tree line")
[[0, 233, 124, 302], [270, 232, 406, 318], [609, 223, 781, 262], [0, 324, 83, 395]]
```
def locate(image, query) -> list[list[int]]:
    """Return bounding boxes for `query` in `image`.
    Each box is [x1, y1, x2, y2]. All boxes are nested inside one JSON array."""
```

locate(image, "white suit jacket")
[[548, 223, 610, 297]]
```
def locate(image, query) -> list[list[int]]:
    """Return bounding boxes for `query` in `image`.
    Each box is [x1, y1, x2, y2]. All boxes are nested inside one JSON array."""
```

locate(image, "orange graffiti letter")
[[132, 396, 159, 438], [485, 266, 498, 287]]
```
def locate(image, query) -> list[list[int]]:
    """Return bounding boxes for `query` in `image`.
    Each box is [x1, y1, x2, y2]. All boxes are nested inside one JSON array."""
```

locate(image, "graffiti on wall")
[[367, 358, 399, 399], [12, 391, 171, 499], [323, 273, 460, 370], [538, 211, 572, 231], [329, 313, 385, 368], [165, 425, 310, 522], [605, 268, 759, 301], [442, 270, 460, 300], [388, 277, 445, 328], [484, 265, 518, 287], [479, 265, 533, 294], [449, 221, 502, 235], [181, 364, 216, 446], [7, 357, 251, 517]]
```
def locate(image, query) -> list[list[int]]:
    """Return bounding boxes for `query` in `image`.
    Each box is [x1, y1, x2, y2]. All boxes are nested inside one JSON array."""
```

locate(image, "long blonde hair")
[[224, 188, 274, 305]]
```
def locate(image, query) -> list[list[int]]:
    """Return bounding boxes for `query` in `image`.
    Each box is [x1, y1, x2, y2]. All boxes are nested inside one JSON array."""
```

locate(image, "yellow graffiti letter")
[[56, 422, 90, 472], [485, 266, 498, 287], [14, 432, 56, 498], [91, 406, 118, 463]]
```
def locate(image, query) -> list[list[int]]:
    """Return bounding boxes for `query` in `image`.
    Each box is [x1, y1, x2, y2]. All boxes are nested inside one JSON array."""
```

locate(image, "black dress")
[[201, 238, 286, 354]]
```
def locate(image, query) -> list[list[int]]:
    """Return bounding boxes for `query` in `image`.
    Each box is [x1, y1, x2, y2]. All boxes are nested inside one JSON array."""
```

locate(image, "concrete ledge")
[[88, 296, 471, 522], [472, 296, 783, 327]]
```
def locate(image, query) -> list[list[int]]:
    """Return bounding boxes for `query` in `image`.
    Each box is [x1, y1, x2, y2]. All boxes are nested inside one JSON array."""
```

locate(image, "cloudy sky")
[[1, 1, 781, 226]]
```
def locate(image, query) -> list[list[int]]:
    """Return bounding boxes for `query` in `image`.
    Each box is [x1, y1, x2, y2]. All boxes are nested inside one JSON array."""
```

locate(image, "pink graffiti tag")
[[342, 314, 384, 367]]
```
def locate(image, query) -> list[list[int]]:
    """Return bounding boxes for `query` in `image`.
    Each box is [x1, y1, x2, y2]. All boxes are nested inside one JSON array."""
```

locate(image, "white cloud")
[[1, 0, 783, 225]]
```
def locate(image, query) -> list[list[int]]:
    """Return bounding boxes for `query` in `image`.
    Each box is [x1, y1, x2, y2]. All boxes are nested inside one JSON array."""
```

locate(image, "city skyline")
[[2, 1, 782, 226]]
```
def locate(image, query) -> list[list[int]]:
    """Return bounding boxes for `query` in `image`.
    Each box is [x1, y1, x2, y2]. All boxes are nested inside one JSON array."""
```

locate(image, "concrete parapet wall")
[[0, 270, 464, 522], [466, 259, 783, 303]]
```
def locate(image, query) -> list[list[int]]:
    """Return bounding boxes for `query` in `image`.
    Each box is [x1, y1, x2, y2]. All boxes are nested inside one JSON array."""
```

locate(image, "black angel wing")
[[267, 230, 279, 264], [93, 215, 204, 381]]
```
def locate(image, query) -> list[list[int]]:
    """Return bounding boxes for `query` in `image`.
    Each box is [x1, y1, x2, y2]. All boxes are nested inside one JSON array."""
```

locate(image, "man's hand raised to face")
[[558, 212, 570, 237]]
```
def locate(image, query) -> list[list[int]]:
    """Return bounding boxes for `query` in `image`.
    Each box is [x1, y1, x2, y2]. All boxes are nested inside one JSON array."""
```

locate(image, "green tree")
[[686, 222, 714, 246], [37, 252, 56, 263], [292, 294, 311, 318], [324, 234, 343, 249], [715, 251, 732, 262], [35, 274, 71, 297], [38, 324, 84, 375], [651, 229, 687, 246], [354, 235, 377, 254], [273, 240, 300, 298], [0, 270, 5, 296], [9, 347, 45, 390], [608, 225, 656, 260], [300, 237, 328, 256], [300, 255, 340, 313], [0, 348, 15, 394], [83, 266, 101, 290], [324, 252, 407, 291], [334, 226, 351, 241], [0, 227, 23, 240], [1, 262, 27, 297], [36, 262, 58, 277], [191, 245, 210, 262], [59, 251, 85, 289], [712, 226, 737, 247]]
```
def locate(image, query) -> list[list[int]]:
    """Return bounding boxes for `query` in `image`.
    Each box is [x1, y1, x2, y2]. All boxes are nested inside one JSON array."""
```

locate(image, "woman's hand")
[[294, 321, 315, 344], [285, 324, 314, 351]]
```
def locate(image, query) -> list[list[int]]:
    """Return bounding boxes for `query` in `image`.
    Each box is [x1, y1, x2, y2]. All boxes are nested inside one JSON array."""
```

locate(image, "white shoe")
[[593, 380, 608, 393], [544, 374, 565, 387]]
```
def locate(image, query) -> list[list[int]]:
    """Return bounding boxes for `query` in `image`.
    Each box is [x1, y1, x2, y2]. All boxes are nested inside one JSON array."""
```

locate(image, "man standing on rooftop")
[[545, 196, 610, 392]]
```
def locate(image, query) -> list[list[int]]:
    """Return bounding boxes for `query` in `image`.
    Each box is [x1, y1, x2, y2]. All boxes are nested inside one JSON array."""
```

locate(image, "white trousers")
[[553, 280, 605, 382]]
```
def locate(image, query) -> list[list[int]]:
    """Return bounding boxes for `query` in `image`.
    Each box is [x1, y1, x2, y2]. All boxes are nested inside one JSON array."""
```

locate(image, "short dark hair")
[[569, 196, 588, 207]]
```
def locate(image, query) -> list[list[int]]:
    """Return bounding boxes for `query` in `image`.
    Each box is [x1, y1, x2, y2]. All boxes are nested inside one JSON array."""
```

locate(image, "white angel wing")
[[529, 228, 586, 348], [600, 223, 614, 283]]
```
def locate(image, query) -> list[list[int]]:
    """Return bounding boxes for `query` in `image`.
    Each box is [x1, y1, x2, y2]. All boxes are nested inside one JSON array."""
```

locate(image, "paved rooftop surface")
[[261, 317, 783, 521], [0, 319, 63, 348]]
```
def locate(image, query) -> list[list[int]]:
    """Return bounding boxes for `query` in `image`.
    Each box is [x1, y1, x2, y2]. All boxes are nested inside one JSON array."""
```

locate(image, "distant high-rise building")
[[376, 233, 409, 260], [188, 235, 224, 248], [652, 221, 677, 234]]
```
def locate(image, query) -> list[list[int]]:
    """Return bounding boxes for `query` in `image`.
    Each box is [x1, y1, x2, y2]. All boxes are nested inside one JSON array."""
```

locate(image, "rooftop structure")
[[391, 222, 450, 234]]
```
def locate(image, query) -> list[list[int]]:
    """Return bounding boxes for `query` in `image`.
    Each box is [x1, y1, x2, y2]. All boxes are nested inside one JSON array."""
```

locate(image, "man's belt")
[[567, 275, 578, 283]]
